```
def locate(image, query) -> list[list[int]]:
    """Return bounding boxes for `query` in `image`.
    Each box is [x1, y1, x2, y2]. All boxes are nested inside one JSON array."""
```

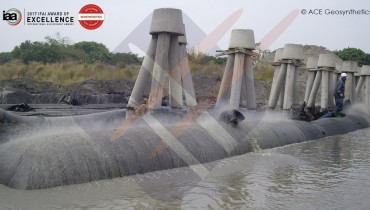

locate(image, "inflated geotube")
[[0, 107, 369, 190]]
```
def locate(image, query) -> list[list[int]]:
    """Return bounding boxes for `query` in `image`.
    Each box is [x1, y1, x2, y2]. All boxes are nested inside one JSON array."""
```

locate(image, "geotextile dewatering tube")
[[0, 106, 369, 190]]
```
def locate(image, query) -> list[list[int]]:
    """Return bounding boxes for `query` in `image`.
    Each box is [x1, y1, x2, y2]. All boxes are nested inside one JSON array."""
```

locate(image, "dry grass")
[[0, 55, 276, 86], [189, 63, 224, 76], [253, 62, 275, 82], [188, 51, 225, 76], [188, 51, 275, 82], [0, 60, 139, 85]]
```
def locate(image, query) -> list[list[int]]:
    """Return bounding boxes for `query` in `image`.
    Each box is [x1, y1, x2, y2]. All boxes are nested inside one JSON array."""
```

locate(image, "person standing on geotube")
[[334, 73, 347, 116]]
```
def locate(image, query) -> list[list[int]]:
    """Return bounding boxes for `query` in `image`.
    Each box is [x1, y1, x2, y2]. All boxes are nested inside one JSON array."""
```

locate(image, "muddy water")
[[1, 128, 370, 209]]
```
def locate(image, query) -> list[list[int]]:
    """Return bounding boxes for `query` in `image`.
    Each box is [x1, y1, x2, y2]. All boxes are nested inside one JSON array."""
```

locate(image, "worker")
[[334, 73, 347, 116]]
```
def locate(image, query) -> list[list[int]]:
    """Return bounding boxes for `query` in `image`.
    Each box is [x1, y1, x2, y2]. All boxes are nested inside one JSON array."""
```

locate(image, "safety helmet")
[[341, 73, 347, 77]]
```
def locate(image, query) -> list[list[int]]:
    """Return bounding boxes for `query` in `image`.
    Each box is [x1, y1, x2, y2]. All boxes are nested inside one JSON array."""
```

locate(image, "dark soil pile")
[[0, 74, 273, 107], [0, 78, 135, 95], [0, 78, 65, 94]]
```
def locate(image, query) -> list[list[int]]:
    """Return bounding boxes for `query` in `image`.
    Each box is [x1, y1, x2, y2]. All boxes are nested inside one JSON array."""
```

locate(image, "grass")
[[0, 54, 276, 86], [253, 62, 275, 82], [0, 60, 139, 85], [188, 51, 225, 76], [188, 51, 276, 81]]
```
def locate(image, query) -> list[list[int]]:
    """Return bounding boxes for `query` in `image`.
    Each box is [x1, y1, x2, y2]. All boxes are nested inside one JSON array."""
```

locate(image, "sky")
[[1, 0, 370, 55]]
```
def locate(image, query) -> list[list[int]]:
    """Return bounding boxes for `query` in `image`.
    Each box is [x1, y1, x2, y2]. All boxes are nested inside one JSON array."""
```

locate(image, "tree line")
[[1, 35, 368, 68], [0, 36, 142, 66], [335, 48, 370, 66], [0, 35, 228, 67]]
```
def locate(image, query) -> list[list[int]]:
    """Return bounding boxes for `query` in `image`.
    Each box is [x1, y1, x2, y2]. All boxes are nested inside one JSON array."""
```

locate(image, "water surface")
[[1, 128, 370, 209]]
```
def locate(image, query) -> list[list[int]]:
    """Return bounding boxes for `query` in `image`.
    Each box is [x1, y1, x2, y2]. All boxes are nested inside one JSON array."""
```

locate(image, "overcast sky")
[[1, 0, 369, 55]]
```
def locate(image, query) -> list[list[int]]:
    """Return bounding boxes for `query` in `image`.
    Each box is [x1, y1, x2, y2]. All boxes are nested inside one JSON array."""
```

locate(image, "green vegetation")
[[4, 35, 367, 85], [0, 34, 143, 85], [335, 47, 370, 66], [0, 52, 12, 64], [0, 36, 228, 85], [188, 51, 226, 75], [10, 35, 142, 65]]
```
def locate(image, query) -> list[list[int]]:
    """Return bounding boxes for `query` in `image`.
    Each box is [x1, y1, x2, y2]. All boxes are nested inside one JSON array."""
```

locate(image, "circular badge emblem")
[[4, 8, 22, 26], [78, 4, 104, 30]]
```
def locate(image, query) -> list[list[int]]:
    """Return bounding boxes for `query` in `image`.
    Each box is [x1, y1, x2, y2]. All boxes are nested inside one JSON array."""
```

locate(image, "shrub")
[[0, 52, 12, 64]]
